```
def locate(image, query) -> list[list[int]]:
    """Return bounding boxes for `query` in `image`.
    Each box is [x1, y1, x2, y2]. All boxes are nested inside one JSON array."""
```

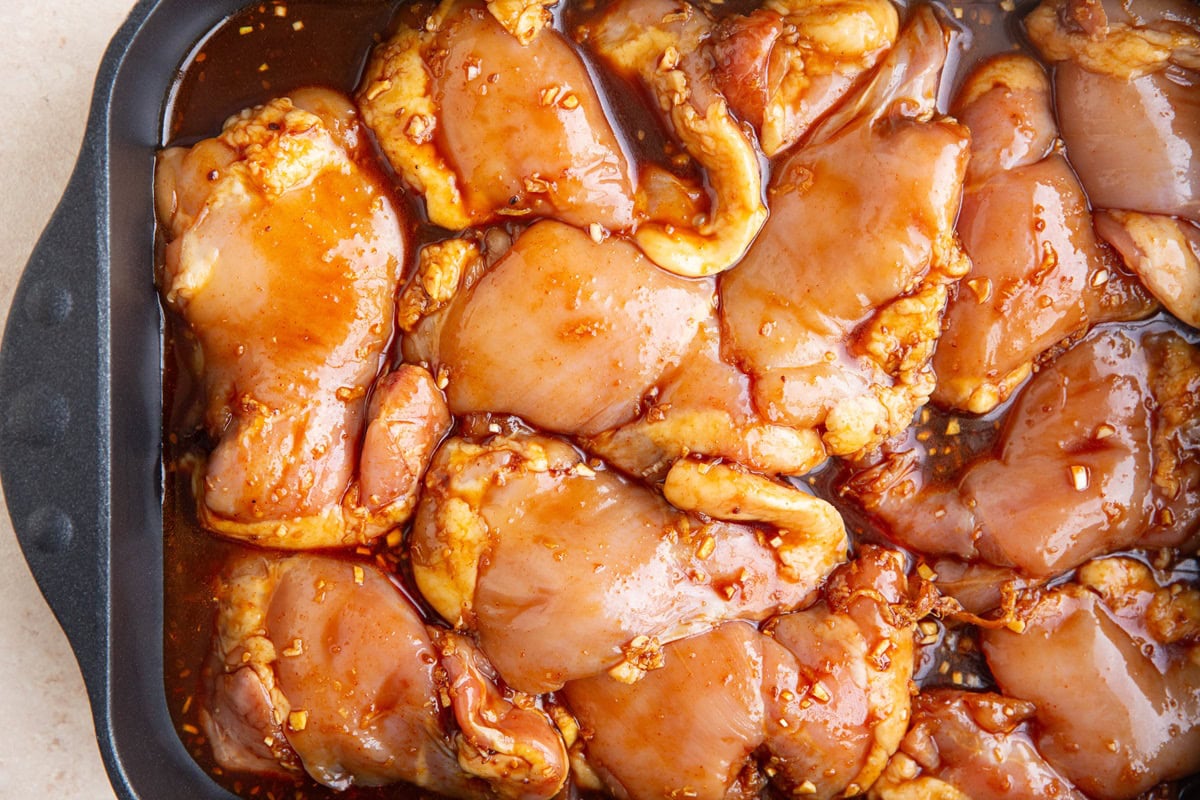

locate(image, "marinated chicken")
[[1025, 0, 1200, 221], [562, 547, 918, 800], [872, 690, 1086, 800], [931, 55, 1154, 413], [358, 0, 635, 232], [408, 432, 847, 693], [1095, 212, 1200, 328], [202, 552, 568, 797], [843, 326, 1200, 587], [155, 90, 449, 548], [401, 220, 714, 437], [981, 558, 1200, 800], [720, 7, 970, 461], [156, 1, 1200, 798], [713, 0, 899, 155], [1025, 0, 1200, 327], [876, 558, 1200, 800]]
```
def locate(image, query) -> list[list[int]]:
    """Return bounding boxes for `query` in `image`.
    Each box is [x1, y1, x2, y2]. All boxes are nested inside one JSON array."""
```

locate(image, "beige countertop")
[[1, 2, 137, 798]]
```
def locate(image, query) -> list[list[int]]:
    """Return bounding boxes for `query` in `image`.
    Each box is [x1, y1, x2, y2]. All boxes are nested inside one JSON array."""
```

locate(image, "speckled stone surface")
[[0, 2, 136, 798]]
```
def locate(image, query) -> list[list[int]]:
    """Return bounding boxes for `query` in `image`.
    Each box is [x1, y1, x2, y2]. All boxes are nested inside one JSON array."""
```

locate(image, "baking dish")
[[2, 0, 1198, 798], [0, 0, 246, 796]]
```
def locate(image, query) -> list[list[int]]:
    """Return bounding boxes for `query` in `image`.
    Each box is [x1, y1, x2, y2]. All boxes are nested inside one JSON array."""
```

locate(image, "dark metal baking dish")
[[0, 0, 252, 796], [4, 0, 1197, 798]]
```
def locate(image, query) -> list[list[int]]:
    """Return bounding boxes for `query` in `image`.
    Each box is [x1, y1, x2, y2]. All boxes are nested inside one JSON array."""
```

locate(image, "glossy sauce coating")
[[158, 90, 428, 548], [405, 220, 714, 436], [157, 1, 1200, 798]]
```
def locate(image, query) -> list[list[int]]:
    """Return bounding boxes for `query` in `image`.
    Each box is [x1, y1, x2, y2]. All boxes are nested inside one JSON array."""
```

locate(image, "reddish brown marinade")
[[159, 1, 1200, 798]]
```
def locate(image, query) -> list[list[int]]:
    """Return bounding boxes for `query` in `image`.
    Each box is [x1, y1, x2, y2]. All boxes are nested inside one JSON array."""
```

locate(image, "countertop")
[[0, 2, 136, 798]]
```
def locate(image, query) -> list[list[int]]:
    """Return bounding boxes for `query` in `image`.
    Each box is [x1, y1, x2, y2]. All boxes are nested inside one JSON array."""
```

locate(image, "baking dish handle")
[[0, 146, 109, 688]]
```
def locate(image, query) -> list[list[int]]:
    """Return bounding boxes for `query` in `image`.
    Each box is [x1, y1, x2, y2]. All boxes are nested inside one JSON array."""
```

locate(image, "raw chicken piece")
[[438, 631, 571, 799], [712, 0, 899, 155], [402, 220, 714, 438], [720, 7, 970, 461], [409, 432, 847, 693], [201, 552, 568, 797], [564, 621, 770, 800], [561, 546, 918, 800], [871, 690, 1086, 800], [586, 0, 767, 277], [759, 547, 918, 798], [582, 315, 827, 480], [932, 55, 1154, 414], [981, 557, 1200, 800], [1025, 0, 1200, 222], [1025, 0, 1200, 329], [155, 91, 449, 548], [357, 0, 634, 231], [843, 326, 1200, 582], [1095, 211, 1200, 328]]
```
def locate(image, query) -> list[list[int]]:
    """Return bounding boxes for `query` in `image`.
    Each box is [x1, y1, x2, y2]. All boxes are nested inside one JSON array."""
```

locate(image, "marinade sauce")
[[164, 2, 399, 145], [159, 2, 1188, 799]]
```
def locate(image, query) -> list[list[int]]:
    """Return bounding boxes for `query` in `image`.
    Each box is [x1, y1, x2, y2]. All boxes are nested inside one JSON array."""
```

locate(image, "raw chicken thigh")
[[202, 552, 568, 798], [1025, 0, 1200, 222], [402, 220, 714, 437], [156, 90, 449, 548], [586, 0, 768, 277], [358, 0, 635, 232], [758, 547, 919, 798], [409, 432, 847, 693], [713, 0, 899, 155], [845, 326, 1200, 586], [562, 547, 918, 800], [720, 7, 970, 461], [874, 559, 1200, 800], [981, 558, 1200, 800], [932, 55, 1153, 413], [871, 690, 1086, 800], [566, 621, 774, 800], [1025, 0, 1200, 326]]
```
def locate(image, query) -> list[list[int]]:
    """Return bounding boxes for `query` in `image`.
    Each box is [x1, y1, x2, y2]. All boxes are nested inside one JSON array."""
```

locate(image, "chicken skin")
[[156, 90, 449, 548]]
